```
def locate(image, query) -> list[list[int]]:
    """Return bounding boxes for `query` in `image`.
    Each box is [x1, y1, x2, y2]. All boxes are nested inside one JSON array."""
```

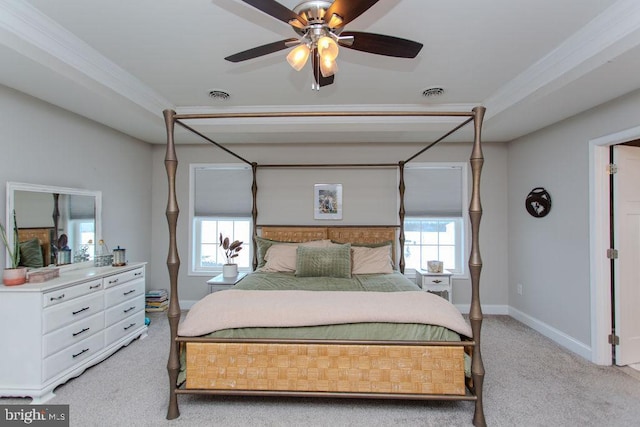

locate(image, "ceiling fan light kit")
[[226, 0, 423, 90], [286, 44, 310, 71]]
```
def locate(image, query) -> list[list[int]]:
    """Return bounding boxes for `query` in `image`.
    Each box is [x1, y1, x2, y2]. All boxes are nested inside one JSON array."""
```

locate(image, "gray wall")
[[8, 79, 640, 360], [507, 88, 640, 348], [149, 142, 509, 306], [0, 85, 153, 275]]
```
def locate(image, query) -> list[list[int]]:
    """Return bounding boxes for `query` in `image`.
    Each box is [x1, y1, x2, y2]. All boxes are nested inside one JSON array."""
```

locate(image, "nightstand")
[[206, 272, 247, 293], [415, 269, 453, 302]]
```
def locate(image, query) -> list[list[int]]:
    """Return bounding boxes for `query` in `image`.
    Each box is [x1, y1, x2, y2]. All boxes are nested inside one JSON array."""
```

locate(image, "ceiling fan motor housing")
[[293, 1, 335, 35]]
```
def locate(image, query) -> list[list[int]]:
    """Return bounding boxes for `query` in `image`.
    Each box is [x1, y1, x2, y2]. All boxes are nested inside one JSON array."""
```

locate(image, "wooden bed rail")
[[163, 107, 486, 426]]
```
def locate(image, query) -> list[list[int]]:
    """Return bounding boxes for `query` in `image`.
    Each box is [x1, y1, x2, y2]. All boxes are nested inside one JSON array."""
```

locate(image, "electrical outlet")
[[517, 283, 523, 295]]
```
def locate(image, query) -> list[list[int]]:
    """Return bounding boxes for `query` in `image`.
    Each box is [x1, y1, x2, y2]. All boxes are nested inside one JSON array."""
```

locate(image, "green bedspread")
[[232, 271, 421, 292], [206, 271, 461, 341]]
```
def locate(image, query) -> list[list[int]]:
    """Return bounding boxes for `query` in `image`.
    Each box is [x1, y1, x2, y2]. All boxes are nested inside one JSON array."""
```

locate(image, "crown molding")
[[0, 0, 172, 116], [484, 0, 640, 120]]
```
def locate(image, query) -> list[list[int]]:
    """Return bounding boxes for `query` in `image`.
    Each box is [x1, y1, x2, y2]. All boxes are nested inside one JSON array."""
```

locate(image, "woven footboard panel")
[[185, 342, 465, 395]]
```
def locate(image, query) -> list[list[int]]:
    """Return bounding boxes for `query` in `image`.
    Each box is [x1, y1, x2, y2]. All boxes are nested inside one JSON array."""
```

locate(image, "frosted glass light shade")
[[286, 44, 310, 71], [317, 36, 339, 61], [320, 57, 338, 77]]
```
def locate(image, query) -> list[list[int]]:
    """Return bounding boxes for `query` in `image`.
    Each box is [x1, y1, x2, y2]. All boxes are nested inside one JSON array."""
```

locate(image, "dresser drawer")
[[104, 279, 145, 308], [103, 267, 145, 289], [43, 332, 104, 381], [43, 292, 104, 334], [43, 278, 103, 308], [105, 311, 145, 346], [105, 294, 145, 327], [43, 312, 104, 357], [420, 275, 451, 287]]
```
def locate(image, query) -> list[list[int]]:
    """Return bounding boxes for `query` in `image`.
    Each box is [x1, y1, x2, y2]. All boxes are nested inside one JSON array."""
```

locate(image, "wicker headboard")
[[258, 226, 398, 266]]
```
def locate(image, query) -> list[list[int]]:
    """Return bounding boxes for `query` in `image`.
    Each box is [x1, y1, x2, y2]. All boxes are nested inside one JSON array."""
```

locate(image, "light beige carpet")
[[2, 314, 640, 426]]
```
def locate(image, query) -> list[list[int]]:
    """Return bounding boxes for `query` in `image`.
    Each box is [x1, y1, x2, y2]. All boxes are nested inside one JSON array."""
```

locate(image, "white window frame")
[[403, 217, 465, 275], [401, 162, 469, 278], [188, 164, 253, 276], [191, 217, 252, 274], [68, 219, 95, 262]]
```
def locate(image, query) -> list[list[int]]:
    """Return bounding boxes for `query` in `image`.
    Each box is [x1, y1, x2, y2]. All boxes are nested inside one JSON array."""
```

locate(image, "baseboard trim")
[[509, 307, 592, 361], [455, 304, 509, 315]]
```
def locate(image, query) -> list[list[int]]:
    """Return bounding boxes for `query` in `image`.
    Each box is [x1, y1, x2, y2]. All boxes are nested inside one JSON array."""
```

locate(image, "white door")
[[613, 145, 640, 366]]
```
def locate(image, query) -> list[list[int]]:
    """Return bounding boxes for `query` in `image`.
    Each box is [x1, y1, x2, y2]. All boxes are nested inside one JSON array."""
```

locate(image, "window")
[[69, 219, 95, 262], [193, 218, 251, 271], [402, 163, 468, 275], [190, 164, 253, 274], [404, 217, 464, 274]]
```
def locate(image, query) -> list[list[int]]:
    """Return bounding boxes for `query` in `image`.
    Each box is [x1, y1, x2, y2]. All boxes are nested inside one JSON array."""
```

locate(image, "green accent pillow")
[[295, 244, 351, 278], [19, 238, 44, 268], [255, 236, 281, 269]]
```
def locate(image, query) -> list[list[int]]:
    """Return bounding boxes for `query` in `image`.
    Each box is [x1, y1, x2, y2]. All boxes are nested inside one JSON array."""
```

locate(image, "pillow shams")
[[259, 239, 331, 272], [261, 244, 298, 272], [295, 244, 351, 278], [351, 244, 393, 274]]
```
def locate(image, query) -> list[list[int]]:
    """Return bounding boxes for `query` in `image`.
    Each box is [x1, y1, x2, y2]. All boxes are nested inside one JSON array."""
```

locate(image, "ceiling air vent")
[[422, 87, 445, 97], [208, 90, 230, 101]]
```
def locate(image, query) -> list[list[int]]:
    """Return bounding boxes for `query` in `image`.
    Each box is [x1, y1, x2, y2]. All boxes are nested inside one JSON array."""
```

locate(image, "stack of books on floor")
[[145, 289, 168, 312]]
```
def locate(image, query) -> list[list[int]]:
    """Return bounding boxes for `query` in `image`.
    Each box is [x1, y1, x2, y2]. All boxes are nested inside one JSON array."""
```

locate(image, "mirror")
[[5, 182, 102, 268]]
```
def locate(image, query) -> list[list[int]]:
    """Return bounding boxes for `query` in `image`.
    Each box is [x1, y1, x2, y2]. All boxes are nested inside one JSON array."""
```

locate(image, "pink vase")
[[3, 267, 27, 286]]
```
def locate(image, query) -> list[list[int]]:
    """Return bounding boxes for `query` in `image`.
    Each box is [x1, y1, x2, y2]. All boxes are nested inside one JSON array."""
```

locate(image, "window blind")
[[403, 165, 464, 217], [193, 166, 252, 217], [68, 194, 95, 220]]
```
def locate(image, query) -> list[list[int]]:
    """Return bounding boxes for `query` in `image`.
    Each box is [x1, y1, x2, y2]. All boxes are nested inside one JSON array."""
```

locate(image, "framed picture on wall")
[[314, 184, 342, 220]]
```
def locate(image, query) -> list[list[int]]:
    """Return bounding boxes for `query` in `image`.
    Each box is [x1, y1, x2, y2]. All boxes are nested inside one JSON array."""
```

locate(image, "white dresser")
[[0, 262, 148, 403]]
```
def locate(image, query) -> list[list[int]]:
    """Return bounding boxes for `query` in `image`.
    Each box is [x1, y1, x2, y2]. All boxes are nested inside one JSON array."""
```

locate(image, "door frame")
[[589, 124, 640, 365]]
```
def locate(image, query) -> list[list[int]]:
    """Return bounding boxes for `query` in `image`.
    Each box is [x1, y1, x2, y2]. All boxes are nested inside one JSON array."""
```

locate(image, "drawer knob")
[[89, 284, 101, 290], [72, 306, 90, 315], [124, 306, 136, 313], [72, 348, 90, 358], [109, 278, 119, 284], [123, 289, 136, 296], [72, 327, 90, 337], [134, 272, 142, 277], [124, 322, 137, 331], [50, 294, 65, 301], [433, 280, 442, 284]]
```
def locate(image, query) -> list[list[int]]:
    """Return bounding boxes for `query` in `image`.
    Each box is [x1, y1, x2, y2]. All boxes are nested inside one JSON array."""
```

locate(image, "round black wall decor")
[[525, 187, 552, 218]]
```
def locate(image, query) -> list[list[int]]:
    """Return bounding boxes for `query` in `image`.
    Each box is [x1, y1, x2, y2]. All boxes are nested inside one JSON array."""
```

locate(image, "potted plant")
[[0, 210, 27, 286], [219, 233, 243, 277]]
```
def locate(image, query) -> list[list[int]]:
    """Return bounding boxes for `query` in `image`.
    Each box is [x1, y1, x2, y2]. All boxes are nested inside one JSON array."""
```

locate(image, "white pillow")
[[351, 245, 393, 274], [260, 240, 332, 272]]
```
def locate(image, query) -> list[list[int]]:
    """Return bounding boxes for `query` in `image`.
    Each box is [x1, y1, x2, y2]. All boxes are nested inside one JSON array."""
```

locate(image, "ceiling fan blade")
[[311, 52, 335, 87], [224, 39, 298, 62], [339, 32, 423, 58], [240, 0, 306, 27], [324, 0, 380, 29]]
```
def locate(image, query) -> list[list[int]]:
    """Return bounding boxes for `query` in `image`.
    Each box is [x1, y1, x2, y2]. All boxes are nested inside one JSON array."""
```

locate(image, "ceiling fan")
[[225, 0, 423, 90]]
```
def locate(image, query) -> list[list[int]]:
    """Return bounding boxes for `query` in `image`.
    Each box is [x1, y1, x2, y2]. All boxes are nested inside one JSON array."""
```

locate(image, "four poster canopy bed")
[[162, 107, 486, 426]]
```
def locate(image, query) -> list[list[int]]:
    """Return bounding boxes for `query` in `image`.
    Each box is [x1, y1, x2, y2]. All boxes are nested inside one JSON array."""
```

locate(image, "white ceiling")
[[1, 0, 640, 145]]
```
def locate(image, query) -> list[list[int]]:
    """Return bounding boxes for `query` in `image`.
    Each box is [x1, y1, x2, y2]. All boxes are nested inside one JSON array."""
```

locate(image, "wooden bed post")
[[252, 162, 258, 270], [469, 106, 486, 427], [398, 161, 406, 273], [163, 109, 181, 420]]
